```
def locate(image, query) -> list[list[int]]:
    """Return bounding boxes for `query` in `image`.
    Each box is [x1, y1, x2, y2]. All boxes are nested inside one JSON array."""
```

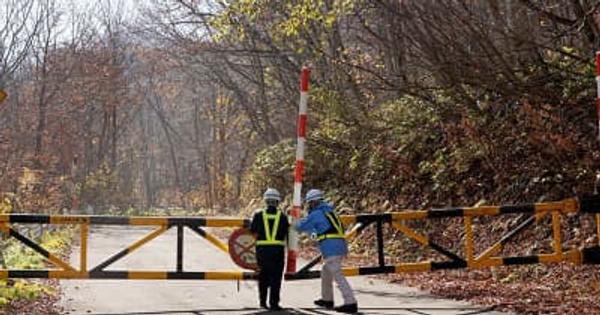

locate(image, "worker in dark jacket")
[[250, 188, 289, 311], [295, 189, 358, 314]]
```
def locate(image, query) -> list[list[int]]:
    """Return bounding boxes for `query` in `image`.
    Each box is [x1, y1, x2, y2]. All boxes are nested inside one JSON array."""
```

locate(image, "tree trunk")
[[111, 103, 117, 168]]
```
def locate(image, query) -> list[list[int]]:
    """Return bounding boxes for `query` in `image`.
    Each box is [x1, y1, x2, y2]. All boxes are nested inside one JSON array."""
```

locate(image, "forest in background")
[[2, 1, 600, 312], [1, 0, 599, 216]]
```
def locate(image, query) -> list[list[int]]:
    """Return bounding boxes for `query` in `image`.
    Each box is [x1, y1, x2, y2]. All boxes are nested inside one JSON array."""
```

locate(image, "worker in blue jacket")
[[295, 189, 358, 314]]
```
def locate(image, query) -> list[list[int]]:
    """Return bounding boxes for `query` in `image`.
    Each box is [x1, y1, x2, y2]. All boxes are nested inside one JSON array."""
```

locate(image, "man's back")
[[250, 207, 289, 254]]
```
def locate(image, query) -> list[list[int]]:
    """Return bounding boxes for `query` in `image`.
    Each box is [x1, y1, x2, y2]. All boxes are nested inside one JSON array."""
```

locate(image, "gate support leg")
[[376, 219, 385, 267], [177, 225, 184, 272]]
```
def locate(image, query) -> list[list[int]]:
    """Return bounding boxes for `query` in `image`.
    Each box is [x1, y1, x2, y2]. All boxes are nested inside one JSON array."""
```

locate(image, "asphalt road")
[[58, 226, 507, 315]]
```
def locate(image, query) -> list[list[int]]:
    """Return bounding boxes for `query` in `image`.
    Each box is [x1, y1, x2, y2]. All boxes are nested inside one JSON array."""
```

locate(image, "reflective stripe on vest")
[[256, 210, 285, 246], [317, 212, 345, 241]]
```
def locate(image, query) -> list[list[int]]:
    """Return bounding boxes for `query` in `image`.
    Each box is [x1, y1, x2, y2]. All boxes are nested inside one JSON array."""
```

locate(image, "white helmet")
[[304, 189, 324, 203], [263, 188, 281, 201]]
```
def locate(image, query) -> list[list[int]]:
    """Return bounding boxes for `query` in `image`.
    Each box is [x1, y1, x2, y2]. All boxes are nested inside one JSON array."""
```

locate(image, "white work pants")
[[321, 255, 356, 304]]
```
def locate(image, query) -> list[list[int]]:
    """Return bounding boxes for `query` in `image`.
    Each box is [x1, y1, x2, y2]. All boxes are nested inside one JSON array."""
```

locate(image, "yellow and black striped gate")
[[0, 215, 255, 280], [295, 195, 600, 279], [1, 195, 599, 281]]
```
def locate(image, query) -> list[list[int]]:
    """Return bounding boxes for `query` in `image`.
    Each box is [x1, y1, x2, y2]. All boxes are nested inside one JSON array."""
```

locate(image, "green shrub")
[[0, 228, 71, 306]]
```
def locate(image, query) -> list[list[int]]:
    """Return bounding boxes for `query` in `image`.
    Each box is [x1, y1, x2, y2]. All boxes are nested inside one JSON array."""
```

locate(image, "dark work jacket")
[[250, 206, 289, 257]]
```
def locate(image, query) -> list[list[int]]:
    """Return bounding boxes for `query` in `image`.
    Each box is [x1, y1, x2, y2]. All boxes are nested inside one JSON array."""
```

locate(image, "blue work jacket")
[[295, 202, 348, 258]]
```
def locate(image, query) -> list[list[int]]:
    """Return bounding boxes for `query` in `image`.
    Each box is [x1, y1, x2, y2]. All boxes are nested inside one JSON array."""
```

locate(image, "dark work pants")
[[256, 246, 285, 307]]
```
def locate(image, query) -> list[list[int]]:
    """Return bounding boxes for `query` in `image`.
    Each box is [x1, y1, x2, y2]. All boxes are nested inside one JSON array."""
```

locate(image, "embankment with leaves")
[[245, 66, 600, 314]]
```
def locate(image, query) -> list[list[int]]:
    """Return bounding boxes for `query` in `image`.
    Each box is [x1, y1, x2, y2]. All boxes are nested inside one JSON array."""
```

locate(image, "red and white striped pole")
[[596, 52, 600, 141], [287, 66, 309, 273]]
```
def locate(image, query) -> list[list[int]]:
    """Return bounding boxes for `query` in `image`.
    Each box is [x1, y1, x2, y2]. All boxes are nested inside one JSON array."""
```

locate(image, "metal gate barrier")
[[1, 195, 599, 280]]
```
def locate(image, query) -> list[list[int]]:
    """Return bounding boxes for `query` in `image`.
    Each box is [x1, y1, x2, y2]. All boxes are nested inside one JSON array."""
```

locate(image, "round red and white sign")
[[228, 228, 258, 270]]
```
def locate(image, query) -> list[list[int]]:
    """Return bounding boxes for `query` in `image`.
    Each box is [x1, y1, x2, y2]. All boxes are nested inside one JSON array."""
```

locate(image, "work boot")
[[260, 301, 268, 309], [269, 304, 283, 311], [314, 299, 334, 309], [334, 303, 358, 313]]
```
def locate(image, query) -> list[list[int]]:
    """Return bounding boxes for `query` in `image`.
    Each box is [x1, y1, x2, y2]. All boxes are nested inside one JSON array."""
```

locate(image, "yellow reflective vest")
[[317, 212, 345, 241], [255, 210, 285, 246]]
